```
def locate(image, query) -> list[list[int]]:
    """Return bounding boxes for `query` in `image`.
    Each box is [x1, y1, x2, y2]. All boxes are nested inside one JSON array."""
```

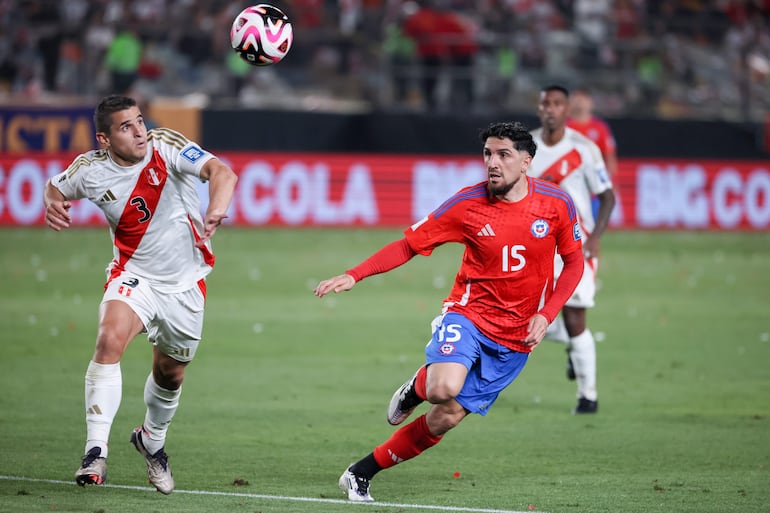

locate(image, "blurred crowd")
[[1, 0, 769, 121]]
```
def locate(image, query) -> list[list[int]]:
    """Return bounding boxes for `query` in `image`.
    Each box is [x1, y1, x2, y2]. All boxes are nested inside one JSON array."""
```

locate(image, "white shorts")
[[102, 271, 205, 362], [554, 254, 597, 309]]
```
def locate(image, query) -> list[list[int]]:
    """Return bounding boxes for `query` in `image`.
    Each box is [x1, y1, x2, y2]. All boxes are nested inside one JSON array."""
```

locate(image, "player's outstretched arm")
[[43, 179, 72, 232], [314, 238, 417, 298], [198, 158, 238, 247]]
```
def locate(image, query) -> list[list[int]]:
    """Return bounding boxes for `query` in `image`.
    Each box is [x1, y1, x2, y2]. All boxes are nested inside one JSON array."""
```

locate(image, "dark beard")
[[488, 176, 518, 197]]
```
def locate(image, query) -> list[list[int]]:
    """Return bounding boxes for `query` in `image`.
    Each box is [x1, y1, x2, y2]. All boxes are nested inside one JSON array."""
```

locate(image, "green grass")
[[1, 227, 768, 513]]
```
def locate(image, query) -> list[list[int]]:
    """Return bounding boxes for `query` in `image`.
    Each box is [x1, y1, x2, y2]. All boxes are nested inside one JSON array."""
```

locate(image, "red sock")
[[414, 365, 428, 401], [372, 414, 442, 469]]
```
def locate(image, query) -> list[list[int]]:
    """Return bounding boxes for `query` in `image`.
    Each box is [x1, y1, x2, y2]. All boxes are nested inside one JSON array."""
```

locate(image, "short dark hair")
[[479, 121, 537, 158], [94, 95, 137, 134], [541, 84, 570, 97]]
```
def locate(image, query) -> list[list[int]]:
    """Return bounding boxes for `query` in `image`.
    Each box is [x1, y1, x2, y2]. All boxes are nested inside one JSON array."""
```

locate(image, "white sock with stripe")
[[569, 329, 597, 401], [84, 360, 122, 458], [142, 373, 181, 455]]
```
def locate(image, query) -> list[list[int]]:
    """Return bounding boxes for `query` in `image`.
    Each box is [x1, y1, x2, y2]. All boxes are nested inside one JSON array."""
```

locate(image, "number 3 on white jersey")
[[502, 244, 526, 272]]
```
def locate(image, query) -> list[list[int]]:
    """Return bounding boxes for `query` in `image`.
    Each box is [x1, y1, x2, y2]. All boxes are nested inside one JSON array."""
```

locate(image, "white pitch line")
[[0, 474, 543, 513]]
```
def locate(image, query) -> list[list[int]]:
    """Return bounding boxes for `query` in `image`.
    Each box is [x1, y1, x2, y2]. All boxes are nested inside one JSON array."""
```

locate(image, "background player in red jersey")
[[314, 121, 584, 502], [529, 85, 616, 415], [44, 95, 238, 494], [567, 87, 618, 178], [567, 86, 623, 225]]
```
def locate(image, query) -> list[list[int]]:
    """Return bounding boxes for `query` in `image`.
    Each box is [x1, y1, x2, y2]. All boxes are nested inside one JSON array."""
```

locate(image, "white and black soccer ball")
[[230, 4, 293, 66]]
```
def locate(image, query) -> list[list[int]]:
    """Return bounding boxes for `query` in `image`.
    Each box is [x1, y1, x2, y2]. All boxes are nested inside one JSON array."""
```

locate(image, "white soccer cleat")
[[387, 372, 423, 426], [339, 465, 374, 502], [130, 426, 174, 494]]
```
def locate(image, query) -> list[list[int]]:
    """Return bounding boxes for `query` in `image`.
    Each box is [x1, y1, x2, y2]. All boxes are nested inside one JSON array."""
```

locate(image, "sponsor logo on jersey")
[[573, 221, 582, 241], [57, 174, 67, 183], [477, 223, 496, 236], [531, 219, 549, 238], [181, 145, 204, 163], [439, 342, 456, 356]]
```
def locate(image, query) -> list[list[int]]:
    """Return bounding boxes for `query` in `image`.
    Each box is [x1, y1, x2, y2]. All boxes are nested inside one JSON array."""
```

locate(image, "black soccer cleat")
[[572, 397, 598, 414]]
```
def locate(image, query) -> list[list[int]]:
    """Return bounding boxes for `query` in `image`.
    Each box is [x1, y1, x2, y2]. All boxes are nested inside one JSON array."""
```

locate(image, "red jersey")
[[567, 117, 616, 158], [404, 178, 582, 352]]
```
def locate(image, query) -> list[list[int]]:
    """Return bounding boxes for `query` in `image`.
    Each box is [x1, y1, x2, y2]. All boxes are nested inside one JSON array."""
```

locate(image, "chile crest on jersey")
[[530, 219, 549, 238]]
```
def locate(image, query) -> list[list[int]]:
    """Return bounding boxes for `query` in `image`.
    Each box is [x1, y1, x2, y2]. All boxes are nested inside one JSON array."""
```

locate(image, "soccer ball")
[[230, 4, 293, 66]]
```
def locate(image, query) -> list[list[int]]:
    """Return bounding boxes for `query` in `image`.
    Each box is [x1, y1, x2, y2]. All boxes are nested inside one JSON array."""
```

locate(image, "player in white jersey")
[[528, 85, 615, 414], [43, 95, 238, 493]]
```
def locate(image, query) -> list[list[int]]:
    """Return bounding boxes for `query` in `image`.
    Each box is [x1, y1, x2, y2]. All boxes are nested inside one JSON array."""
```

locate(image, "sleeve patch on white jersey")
[[181, 145, 205, 163], [596, 165, 611, 186]]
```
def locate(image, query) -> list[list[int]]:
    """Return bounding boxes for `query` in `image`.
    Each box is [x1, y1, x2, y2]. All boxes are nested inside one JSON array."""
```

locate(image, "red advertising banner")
[[1, 153, 768, 230]]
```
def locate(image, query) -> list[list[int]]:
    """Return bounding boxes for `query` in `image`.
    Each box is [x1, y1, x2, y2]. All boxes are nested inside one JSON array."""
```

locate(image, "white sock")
[[545, 315, 570, 343], [142, 373, 181, 455], [84, 361, 122, 458], [569, 330, 597, 401]]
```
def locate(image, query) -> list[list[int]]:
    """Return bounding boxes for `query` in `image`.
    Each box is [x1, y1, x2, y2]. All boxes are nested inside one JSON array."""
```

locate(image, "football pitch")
[[1, 227, 768, 513]]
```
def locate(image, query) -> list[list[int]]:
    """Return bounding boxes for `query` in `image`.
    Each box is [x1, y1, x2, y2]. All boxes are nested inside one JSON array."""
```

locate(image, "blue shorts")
[[425, 312, 529, 416]]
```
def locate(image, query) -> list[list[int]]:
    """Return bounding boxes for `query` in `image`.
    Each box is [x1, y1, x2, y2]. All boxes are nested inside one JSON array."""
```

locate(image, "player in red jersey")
[[567, 87, 623, 225], [314, 121, 584, 502], [529, 85, 616, 415], [567, 87, 617, 177], [44, 95, 238, 494]]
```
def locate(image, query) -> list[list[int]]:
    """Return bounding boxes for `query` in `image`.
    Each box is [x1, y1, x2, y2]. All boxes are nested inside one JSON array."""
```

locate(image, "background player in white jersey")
[[529, 85, 615, 414], [43, 95, 238, 493]]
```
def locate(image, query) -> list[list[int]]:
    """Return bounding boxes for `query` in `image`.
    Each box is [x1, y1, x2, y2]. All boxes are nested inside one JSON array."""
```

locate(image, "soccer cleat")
[[75, 446, 107, 486], [573, 397, 598, 414], [566, 351, 576, 381], [387, 372, 424, 426], [130, 426, 174, 494], [339, 465, 374, 502]]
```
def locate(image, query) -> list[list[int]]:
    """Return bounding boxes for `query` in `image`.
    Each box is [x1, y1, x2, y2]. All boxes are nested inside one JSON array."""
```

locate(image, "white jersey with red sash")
[[529, 127, 612, 237], [52, 128, 216, 293]]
